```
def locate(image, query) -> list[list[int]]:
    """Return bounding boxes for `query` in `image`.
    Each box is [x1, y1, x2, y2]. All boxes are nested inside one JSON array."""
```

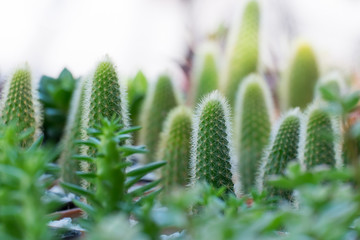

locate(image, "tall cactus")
[[279, 42, 319, 110], [0, 66, 42, 147], [140, 75, 178, 163], [223, 0, 260, 107], [157, 106, 192, 191], [234, 74, 274, 193], [190, 91, 240, 196], [257, 108, 302, 200], [298, 103, 343, 170]]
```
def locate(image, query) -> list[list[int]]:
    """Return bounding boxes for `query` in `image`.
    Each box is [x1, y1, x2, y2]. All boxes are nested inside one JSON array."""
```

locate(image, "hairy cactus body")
[[223, 0, 259, 107], [280, 42, 319, 110], [258, 109, 302, 200], [299, 104, 343, 170], [158, 106, 192, 191], [0, 66, 42, 147], [140, 75, 178, 163], [190, 91, 239, 196], [234, 74, 274, 193]]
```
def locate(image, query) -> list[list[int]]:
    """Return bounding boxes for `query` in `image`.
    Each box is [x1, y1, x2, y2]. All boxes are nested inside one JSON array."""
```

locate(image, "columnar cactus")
[[157, 106, 192, 191], [140, 75, 178, 163], [190, 91, 239, 196], [0, 66, 42, 147], [234, 74, 274, 193], [223, 0, 259, 107], [279, 42, 319, 110], [257, 108, 302, 200], [298, 104, 343, 170]]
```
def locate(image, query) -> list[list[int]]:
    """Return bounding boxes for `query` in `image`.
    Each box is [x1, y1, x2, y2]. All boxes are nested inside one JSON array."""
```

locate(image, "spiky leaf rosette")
[[279, 42, 319, 110], [0, 66, 42, 147], [190, 91, 239, 196], [157, 106, 192, 191], [299, 104, 343, 170], [257, 108, 302, 200], [140, 75, 178, 163], [223, 0, 259, 107], [234, 74, 274, 193], [59, 77, 88, 185]]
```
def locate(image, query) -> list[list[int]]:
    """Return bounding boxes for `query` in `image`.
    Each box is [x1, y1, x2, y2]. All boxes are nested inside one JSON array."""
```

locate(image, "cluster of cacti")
[[234, 74, 274, 193], [140, 75, 178, 163], [157, 106, 192, 191], [0, 66, 42, 147], [223, 0, 259, 107]]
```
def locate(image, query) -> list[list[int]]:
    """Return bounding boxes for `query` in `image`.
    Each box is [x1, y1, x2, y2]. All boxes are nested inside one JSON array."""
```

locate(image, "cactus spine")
[[223, 0, 259, 107], [298, 104, 343, 170], [257, 108, 302, 200], [234, 74, 274, 193], [279, 42, 319, 110], [140, 75, 178, 163], [190, 91, 240, 196], [157, 106, 192, 191], [0, 66, 42, 147]]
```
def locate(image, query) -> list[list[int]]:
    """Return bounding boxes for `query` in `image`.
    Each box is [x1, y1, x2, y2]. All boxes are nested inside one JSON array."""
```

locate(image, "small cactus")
[[0, 66, 42, 147], [140, 75, 179, 163], [190, 91, 239, 196], [279, 42, 319, 110], [257, 108, 302, 200], [223, 0, 260, 107], [234, 74, 274, 193], [315, 71, 347, 101], [298, 103, 343, 170], [157, 106, 192, 191]]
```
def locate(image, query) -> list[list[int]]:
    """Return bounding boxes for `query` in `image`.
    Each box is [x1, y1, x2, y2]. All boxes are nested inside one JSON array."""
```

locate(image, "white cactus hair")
[[298, 101, 343, 170], [256, 107, 302, 193], [189, 90, 241, 197]]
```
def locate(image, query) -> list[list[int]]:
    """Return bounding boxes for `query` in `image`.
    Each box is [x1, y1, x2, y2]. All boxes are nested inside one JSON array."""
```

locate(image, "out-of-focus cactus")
[[298, 104, 342, 170], [258, 108, 302, 200], [0, 66, 42, 147], [279, 42, 319, 110], [157, 106, 192, 191], [140, 75, 178, 163], [190, 91, 240, 196], [223, 0, 260, 107], [234, 74, 274, 193], [315, 71, 347, 101]]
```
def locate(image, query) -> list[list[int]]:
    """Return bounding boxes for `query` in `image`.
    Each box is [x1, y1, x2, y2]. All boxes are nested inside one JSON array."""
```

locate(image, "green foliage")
[[234, 74, 273, 193], [258, 109, 302, 200], [39, 68, 77, 143], [280, 42, 319, 110], [140, 75, 178, 163], [223, 0, 259, 107], [157, 106, 192, 192], [191, 91, 238, 195]]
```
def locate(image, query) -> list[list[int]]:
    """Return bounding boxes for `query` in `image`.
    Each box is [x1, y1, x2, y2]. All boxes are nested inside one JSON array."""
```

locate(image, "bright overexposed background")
[[0, 0, 360, 83]]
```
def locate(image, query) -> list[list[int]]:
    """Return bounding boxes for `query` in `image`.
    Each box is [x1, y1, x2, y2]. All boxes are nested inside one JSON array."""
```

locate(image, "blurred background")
[[0, 0, 360, 83]]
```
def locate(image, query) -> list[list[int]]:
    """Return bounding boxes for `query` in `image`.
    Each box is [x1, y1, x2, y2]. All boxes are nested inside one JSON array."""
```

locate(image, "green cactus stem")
[[315, 71, 347, 101], [190, 91, 240, 196], [257, 108, 302, 200], [234, 74, 274, 193]]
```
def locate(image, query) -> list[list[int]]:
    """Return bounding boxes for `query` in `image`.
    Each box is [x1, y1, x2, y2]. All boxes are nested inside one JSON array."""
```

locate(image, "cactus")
[[140, 75, 179, 163], [157, 106, 192, 191], [0, 66, 42, 147], [191, 42, 219, 105], [279, 42, 319, 110], [223, 0, 259, 107], [59, 77, 88, 185], [315, 71, 347, 101], [190, 91, 239, 196], [257, 108, 302, 200], [298, 104, 343, 170], [234, 74, 274, 193]]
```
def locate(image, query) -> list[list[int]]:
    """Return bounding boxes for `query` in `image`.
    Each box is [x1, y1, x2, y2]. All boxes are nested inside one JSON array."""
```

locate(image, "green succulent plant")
[[140, 75, 178, 163], [234, 74, 274, 193], [190, 91, 239, 196], [223, 0, 259, 107]]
